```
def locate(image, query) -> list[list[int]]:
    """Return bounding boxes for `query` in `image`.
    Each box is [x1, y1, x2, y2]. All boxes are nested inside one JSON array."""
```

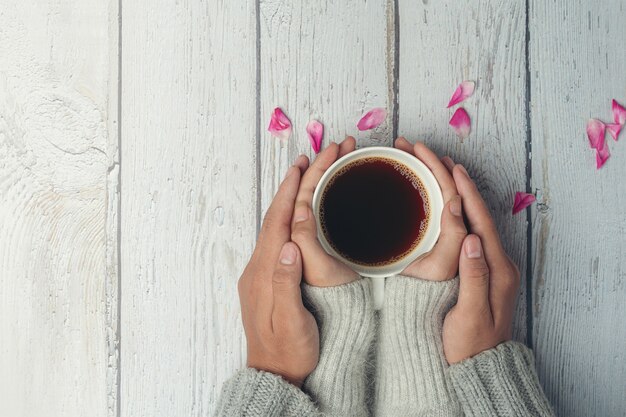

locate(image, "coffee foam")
[[319, 156, 431, 267]]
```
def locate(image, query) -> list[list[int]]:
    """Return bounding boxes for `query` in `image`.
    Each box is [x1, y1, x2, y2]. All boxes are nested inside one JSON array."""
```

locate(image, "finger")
[[338, 136, 356, 158], [441, 156, 455, 173], [457, 235, 492, 318], [394, 137, 414, 154], [413, 141, 458, 202], [490, 259, 521, 331], [416, 195, 467, 279], [294, 154, 310, 175], [256, 165, 302, 265], [292, 142, 339, 218], [291, 202, 357, 286], [271, 242, 308, 323], [452, 164, 507, 265]]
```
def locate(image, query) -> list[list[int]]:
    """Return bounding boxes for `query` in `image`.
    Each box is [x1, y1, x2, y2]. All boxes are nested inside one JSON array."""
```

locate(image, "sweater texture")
[[215, 276, 554, 416]]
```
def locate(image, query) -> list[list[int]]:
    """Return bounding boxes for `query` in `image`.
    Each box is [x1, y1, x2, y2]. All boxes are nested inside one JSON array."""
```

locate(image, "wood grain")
[[259, 0, 394, 217], [530, 1, 626, 415], [397, 0, 529, 341], [0, 1, 118, 416], [120, 1, 257, 415]]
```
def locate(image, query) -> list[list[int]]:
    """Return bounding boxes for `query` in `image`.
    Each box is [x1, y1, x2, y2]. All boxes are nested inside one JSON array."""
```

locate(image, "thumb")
[[272, 242, 307, 318], [457, 234, 491, 313], [290, 202, 330, 267]]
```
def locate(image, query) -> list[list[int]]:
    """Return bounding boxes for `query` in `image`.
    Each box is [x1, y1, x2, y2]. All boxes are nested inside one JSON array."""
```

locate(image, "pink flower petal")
[[612, 99, 626, 125], [512, 192, 536, 215], [357, 108, 387, 131], [449, 107, 471, 140], [447, 81, 476, 108], [306, 120, 324, 154], [606, 123, 622, 141], [596, 141, 610, 169], [267, 107, 292, 140], [586, 119, 606, 150]]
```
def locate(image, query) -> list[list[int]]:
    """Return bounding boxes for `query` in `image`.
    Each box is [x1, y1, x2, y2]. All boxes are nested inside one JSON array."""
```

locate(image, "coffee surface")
[[319, 157, 429, 266]]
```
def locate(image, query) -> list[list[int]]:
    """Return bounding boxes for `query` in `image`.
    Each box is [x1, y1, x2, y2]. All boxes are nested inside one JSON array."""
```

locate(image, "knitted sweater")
[[215, 276, 553, 416]]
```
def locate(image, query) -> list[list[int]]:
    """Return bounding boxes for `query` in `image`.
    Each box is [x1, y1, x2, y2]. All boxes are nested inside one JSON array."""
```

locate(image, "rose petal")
[[596, 140, 610, 169], [267, 107, 292, 140], [357, 108, 387, 131], [586, 119, 606, 150], [512, 192, 536, 215], [449, 107, 471, 140], [606, 123, 622, 141], [306, 120, 324, 154], [612, 99, 626, 125], [447, 80, 475, 108]]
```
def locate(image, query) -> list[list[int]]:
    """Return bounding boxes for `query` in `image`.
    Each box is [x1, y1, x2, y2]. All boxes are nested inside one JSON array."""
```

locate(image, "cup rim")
[[312, 146, 444, 278]]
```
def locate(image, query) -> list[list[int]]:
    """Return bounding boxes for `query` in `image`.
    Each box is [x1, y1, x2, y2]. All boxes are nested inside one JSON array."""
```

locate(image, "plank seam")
[[392, 0, 400, 140], [524, 0, 533, 350], [116, 0, 123, 415]]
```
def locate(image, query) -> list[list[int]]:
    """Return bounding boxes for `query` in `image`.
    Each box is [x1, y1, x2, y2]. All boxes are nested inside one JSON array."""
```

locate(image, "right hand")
[[290, 137, 359, 287], [442, 162, 521, 364], [238, 158, 319, 387]]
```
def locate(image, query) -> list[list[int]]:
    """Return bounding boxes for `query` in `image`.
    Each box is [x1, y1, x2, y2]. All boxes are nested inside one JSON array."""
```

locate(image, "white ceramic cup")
[[312, 147, 444, 309]]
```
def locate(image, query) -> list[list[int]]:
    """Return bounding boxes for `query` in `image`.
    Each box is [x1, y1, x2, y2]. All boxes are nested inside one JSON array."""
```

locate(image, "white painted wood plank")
[[530, 2, 626, 415], [259, 0, 394, 216], [120, 1, 257, 415], [0, 1, 118, 416], [397, 0, 529, 341]]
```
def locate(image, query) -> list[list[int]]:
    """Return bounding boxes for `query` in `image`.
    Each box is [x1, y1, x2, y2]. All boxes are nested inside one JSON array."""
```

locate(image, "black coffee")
[[319, 157, 430, 266]]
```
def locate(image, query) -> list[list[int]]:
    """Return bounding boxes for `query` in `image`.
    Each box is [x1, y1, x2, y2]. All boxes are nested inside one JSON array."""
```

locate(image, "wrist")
[[246, 363, 306, 388], [445, 337, 511, 364]]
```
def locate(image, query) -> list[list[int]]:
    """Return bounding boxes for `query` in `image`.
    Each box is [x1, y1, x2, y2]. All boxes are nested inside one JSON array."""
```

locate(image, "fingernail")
[[450, 196, 462, 217], [457, 164, 469, 177], [293, 204, 309, 223], [442, 156, 455, 170], [465, 236, 482, 259], [280, 243, 297, 265]]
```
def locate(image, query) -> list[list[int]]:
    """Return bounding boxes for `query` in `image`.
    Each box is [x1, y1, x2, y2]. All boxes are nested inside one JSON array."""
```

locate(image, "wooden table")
[[1, 1, 625, 416]]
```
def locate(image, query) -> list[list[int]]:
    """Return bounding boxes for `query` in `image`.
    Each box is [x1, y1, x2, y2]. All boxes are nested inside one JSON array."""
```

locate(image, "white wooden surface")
[[2, 1, 626, 416], [530, 1, 626, 416], [0, 1, 118, 416], [259, 0, 393, 239], [120, 1, 257, 416]]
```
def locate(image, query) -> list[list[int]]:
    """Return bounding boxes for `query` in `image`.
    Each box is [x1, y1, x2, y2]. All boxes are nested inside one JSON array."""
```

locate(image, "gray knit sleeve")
[[214, 368, 318, 416], [447, 341, 554, 417], [375, 275, 463, 416], [302, 278, 376, 417]]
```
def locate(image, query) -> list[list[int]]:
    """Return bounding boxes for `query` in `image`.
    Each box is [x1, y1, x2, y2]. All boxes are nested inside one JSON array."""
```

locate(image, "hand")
[[442, 162, 521, 364], [393, 138, 468, 281], [238, 156, 319, 387], [290, 138, 359, 287]]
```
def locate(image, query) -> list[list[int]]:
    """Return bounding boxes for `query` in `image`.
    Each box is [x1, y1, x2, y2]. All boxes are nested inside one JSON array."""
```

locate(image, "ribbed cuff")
[[375, 275, 461, 416], [448, 341, 554, 417], [385, 274, 459, 329], [301, 278, 375, 416], [215, 368, 317, 416]]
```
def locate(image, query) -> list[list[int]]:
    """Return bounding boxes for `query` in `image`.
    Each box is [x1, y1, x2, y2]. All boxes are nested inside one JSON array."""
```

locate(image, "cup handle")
[[371, 277, 385, 310]]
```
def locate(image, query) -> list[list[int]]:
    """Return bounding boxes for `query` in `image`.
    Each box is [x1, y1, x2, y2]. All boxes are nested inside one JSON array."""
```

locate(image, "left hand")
[[238, 156, 319, 387], [394, 138, 468, 281]]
